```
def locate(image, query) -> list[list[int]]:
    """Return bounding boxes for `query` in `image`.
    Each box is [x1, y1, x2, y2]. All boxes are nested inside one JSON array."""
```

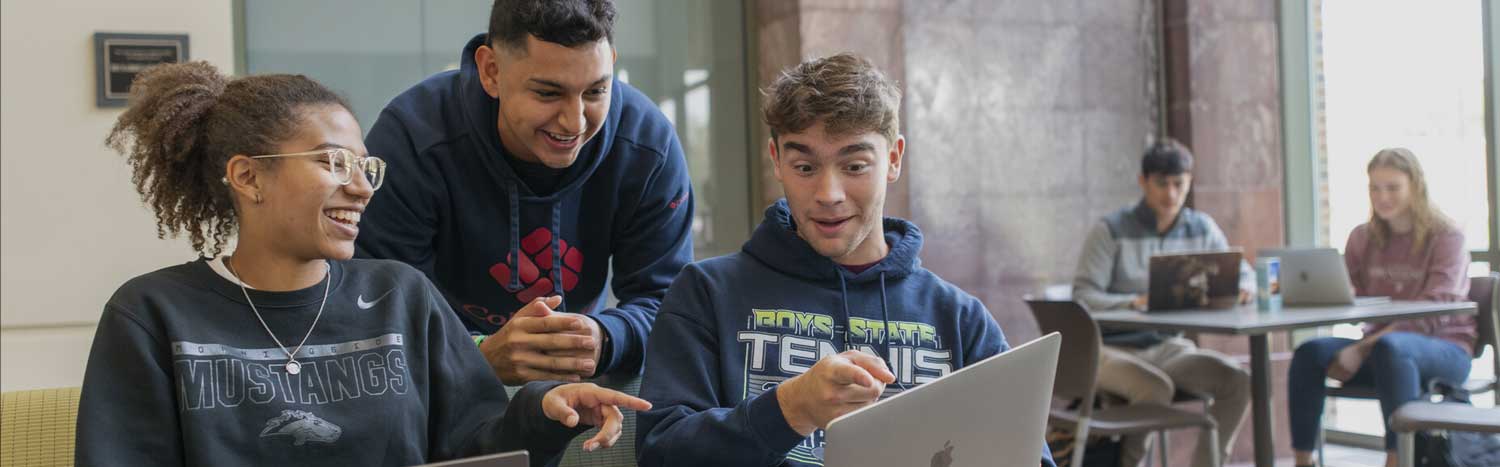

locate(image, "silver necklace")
[[226, 257, 330, 375]]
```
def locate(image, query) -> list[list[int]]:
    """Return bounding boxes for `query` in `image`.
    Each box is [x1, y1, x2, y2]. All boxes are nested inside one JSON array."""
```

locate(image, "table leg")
[[1398, 432, 1415, 467], [1250, 334, 1274, 467]]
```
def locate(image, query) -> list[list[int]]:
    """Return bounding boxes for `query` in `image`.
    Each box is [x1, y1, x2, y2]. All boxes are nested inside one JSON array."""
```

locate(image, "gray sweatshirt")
[[1072, 202, 1255, 347]]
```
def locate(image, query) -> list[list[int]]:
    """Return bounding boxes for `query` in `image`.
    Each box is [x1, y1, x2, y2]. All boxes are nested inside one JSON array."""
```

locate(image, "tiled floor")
[[1317, 443, 1388, 467], [1224, 444, 1386, 467]]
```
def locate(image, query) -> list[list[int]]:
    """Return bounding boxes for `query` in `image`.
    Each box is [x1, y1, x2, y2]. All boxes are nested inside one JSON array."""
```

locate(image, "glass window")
[[1312, 0, 1496, 432], [242, 0, 751, 259], [1317, 0, 1488, 257], [611, 0, 750, 258]]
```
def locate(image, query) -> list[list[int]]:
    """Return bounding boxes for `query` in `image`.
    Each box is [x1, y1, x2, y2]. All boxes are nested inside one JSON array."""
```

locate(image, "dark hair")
[[105, 61, 350, 255], [762, 53, 902, 144], [488, 0, 616, 51], [1141, 138, 1194, 177]]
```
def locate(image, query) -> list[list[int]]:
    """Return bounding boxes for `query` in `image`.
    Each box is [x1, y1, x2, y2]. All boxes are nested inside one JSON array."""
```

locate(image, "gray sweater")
[[1072, 202, 1255, 347]]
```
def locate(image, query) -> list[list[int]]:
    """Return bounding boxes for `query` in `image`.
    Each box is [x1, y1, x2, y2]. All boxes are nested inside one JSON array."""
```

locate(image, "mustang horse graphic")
[[260, 410, 342, 446]]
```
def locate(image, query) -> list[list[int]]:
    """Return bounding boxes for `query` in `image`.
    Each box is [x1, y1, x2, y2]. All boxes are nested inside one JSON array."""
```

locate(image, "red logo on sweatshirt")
[[668, 190, 689, 209], [489, 227, 583, 304]]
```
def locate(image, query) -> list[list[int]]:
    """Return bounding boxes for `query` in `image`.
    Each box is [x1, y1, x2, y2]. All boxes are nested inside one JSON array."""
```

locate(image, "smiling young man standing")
[[357, 0, 693, 386], [635, 54, 1053, 467]]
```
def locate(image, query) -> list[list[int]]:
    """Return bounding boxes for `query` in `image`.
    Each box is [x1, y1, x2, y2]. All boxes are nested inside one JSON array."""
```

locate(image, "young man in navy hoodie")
[[636, 54, 1054, 467], [358, 0, 693, 386]]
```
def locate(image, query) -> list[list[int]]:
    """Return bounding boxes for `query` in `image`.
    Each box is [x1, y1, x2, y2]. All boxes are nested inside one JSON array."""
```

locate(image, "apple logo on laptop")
[[1299, 271, 1310, 283], [931, 440, 955, 467]]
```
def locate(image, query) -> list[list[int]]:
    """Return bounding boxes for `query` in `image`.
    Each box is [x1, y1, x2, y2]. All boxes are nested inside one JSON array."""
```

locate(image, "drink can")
[[1256, 256, 1281, 312]]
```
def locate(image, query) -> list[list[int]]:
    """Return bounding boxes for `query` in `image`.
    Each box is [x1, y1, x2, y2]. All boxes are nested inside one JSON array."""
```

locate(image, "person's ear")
[[225, 155, 264, 205], [886, 135, 905, 184], [475, 45, 502, 99], [768, 138, 784, 183]]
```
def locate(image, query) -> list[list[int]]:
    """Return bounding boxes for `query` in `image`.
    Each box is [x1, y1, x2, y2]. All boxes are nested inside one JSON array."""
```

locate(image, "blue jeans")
[[1287, 332, 1471, 451]]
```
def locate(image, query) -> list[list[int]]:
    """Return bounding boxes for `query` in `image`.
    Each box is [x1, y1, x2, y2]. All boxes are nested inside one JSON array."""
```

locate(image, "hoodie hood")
[[457, 33, 617, 201], [743, 199, 923, 286]]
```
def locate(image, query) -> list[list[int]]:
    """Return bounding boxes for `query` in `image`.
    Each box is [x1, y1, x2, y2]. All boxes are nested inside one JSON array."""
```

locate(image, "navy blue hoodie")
[[636, 200, 1054, 467], [357, 34, 694, 377]]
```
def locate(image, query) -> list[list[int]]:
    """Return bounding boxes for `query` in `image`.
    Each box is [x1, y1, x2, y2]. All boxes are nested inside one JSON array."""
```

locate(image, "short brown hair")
[[762, 53, 901, 144], [105, 61, 349, 255]]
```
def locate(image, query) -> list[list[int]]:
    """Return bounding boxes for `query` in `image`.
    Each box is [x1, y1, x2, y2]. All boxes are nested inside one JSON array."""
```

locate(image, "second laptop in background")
[[1259, 247, 1390, 306]]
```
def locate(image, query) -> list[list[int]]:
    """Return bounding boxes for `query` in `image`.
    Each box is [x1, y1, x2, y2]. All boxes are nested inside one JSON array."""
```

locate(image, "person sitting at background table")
[[1071, 139, 1253, 467], [1287, 148, 1474, 467]]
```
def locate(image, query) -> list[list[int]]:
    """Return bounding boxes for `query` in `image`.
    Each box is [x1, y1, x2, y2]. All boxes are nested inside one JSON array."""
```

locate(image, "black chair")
[[1027, 300, 1222, 467]]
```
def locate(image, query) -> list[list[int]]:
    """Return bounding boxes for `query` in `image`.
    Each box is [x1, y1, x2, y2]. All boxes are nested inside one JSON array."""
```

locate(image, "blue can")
[[1256, 257, 1281, 312]]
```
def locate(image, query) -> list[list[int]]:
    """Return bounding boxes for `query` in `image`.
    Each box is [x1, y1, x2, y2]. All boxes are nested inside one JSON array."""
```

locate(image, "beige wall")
[[1, 0, 234, 391]]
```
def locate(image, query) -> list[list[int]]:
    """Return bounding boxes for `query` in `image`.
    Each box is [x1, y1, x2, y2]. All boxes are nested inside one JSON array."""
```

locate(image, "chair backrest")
[[507, 373, 642, 467], [1470, 273, 1499, 378], [558, 374, 641, 467], [1025, 300, 1101, 408], [0, 387, 81, 467]]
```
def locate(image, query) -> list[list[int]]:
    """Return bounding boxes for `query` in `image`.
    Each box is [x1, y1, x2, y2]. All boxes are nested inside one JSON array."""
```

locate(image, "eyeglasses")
[[250, 147, 386, 191]]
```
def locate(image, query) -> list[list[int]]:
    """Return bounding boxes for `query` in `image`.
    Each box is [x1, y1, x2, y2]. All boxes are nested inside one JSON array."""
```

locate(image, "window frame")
[[1281, 0, 1499, 271]]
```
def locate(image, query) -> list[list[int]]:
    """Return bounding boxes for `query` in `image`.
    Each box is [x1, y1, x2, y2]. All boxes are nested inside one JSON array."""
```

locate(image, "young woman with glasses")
[[76, 61, 647, 467]]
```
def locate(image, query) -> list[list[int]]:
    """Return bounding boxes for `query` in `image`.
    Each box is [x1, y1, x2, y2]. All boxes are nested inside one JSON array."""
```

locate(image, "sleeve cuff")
[[588, 313, 632, 376], [1240, 261, 1258, 292], [749, 385, 811, 454]]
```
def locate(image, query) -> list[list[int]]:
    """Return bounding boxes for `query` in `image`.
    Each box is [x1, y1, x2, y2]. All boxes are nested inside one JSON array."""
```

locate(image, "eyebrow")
[[838, 142, 876, 156], [782, 141, 814, 155], [310, 142, 369, 157], [527, 75, 613, 89], [781, 141, 876, 158]]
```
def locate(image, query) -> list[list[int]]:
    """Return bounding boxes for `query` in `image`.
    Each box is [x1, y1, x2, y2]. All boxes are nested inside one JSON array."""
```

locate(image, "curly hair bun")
[[104, 61, 347, 255]]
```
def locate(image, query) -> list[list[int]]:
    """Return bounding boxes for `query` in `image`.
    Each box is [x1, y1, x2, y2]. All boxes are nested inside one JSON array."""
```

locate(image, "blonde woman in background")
[[1287, 148, 1474, 467]]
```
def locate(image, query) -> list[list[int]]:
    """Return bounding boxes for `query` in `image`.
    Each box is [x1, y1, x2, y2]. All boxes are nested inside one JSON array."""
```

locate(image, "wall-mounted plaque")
[[94, 32, 189, 107]]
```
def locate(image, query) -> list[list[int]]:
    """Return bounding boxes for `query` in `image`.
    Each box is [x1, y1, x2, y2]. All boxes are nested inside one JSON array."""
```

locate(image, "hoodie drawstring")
[[834, 266, 907, 392], [505, 182, 522, 292], [504, 181, 567, 312], [550, 202, 565, 312], [879, 272, 907, 391], [835, 267, 852, 352]]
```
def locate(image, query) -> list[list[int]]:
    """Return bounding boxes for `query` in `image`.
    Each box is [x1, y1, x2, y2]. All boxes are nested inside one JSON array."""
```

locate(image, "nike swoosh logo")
[[356, 290, 394, 310]]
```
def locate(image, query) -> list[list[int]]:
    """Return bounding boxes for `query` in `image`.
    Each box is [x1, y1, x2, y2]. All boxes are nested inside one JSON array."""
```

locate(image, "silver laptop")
[[823, 333, 1060, 467], [414, 450, 528, 467], [1260, 248, 1389, 306]]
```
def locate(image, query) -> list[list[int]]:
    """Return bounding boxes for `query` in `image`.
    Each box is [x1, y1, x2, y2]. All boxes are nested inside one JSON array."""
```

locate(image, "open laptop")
[[414, 450, 527, 467], [823, 333, 1060, 467], [1147, 250, 1243, 311], [1259, 247, 1389, 306]]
